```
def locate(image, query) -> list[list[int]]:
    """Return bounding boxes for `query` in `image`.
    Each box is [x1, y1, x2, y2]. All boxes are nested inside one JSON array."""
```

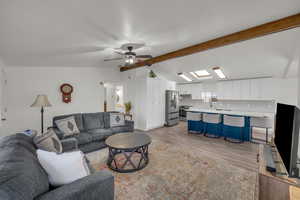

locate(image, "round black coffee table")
[[105, 132, 151, 173]]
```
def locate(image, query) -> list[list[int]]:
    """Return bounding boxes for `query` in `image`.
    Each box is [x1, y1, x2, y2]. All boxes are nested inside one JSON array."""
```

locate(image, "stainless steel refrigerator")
[[165, 90, 179, 126]]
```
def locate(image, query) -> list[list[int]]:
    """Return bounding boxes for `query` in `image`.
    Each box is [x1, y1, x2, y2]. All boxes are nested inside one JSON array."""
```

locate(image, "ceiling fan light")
[[129, 58, 134, 64], [125, 55, 135, 64]]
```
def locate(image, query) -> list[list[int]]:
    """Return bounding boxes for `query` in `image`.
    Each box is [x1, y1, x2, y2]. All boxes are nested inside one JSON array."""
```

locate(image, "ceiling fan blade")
[[114, 51, 124, 55], [136, 55, 153, 58], [43, 46, 108, 56], [103, 57, 123, 61]]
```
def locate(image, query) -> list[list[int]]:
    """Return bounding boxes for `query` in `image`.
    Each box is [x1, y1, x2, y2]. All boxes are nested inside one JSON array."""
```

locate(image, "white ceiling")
[[0, 0, 300, 81]]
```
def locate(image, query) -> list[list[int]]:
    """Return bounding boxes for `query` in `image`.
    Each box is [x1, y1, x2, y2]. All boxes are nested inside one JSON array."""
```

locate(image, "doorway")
[[104, 83, 124, 112]]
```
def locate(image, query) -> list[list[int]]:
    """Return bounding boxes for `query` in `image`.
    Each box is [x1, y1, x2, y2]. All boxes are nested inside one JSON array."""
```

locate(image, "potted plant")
[[124, 102, 132, 114]]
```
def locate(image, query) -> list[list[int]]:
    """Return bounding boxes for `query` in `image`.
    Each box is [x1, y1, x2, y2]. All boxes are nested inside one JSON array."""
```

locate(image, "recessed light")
[[178, 73, 192, 82], [189, 72, 199, 79], [213, 67, 226, 79], [194, 70, 210, 77]]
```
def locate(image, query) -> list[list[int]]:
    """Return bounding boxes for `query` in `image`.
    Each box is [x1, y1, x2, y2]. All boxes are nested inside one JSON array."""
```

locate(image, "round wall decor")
[[60, 83, 73, 103]]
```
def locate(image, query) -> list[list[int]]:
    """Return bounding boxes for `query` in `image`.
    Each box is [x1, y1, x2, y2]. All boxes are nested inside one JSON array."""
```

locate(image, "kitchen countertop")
[[187, 108, 274, 118]]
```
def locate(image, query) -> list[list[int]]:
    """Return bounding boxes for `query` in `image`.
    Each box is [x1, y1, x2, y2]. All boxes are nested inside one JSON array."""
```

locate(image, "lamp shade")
[[31, 95, 52, 107]]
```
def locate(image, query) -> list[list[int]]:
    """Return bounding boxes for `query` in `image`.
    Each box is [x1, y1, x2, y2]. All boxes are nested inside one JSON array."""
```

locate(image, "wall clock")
[[60, 83, 73, 103]]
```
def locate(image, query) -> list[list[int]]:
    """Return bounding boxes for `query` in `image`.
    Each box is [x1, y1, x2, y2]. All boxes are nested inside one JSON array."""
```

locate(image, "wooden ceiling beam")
[[120, 13, 300, 72]]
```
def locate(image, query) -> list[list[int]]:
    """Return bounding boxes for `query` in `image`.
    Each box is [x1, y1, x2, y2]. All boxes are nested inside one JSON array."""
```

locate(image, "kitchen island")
[[186, 108, 274, 142]]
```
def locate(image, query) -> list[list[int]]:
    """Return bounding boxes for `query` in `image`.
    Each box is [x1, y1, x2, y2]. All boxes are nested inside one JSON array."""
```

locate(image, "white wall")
[[1, 67, 120, 135], [122, 68, 176, 130], [146, 77, 176, 130], [0, 58, 5, 127], [123, 74, 148, 130]]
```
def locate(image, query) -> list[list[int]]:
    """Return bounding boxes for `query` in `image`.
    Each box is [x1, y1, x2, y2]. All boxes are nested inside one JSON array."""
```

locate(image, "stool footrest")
[[224, 137, 244, 143]]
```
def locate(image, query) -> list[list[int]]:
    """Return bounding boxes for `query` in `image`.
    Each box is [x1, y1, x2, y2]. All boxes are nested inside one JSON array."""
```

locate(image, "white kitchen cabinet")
[[231, 80, 241, 100], [179, 78, 297, 103], [176, 84, 181, 94], [260, 78, 278, 100], [176, 84, 183, 95], [249, 79, 262, 99], [239, 80, 251, 100], [222, 81, 233, 99], [191, 83, 203, 99], [186, 84, 194, 95], [217, 79, 265, 100], [216, 82, 225, 99], [177, 84, 187, 95]]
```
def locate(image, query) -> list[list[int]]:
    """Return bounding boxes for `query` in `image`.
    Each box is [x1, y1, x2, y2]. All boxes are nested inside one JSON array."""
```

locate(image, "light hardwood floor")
[[147, 122, 259, 172], [146, 122, 260, 199]]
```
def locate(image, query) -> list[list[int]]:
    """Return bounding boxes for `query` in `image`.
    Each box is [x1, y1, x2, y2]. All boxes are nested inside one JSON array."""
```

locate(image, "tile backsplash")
[[179, 95, 276, 113]]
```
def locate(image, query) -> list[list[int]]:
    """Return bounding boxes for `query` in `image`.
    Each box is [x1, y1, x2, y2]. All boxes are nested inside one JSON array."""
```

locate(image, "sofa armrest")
[[125, 120, 134, 131], [61, 138, 78, 152], [36, 170, 114, 200]]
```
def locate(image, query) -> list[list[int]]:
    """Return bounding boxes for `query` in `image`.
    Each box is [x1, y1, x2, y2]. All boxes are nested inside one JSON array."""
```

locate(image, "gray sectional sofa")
[[52, 112, 134, 153], [0, 134, 114, 200]]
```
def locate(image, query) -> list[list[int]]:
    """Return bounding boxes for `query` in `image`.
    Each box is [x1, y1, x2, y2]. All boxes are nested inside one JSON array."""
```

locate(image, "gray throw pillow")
[[55, 116, 80, 138], [34, 129, 63, 153], [110, 113, 125, 127]]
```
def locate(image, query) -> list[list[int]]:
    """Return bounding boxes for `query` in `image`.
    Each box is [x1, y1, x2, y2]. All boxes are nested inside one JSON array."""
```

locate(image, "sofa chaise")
[[52, 112, 134, 153], [0, 134, 114, 200]]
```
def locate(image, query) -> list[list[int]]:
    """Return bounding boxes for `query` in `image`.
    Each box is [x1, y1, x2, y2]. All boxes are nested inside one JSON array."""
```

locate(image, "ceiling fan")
[[104, 43, 152, 65]]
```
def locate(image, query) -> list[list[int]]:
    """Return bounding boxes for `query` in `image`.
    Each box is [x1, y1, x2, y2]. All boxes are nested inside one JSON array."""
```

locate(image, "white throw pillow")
[[55, 116, 80, 137], [37, 149, 90, 186], [110, 113, 125, 127]]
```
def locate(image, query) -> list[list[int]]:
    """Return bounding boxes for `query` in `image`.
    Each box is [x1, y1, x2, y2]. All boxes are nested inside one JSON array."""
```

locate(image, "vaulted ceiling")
[[0, 0, 300, 81]]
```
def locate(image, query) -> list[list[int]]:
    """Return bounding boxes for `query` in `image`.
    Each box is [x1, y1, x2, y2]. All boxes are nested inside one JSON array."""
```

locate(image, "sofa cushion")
[[88, 129, 113, 141], [55, 116, 80, 138], [34, 128, 63, 153], [73, 133, 93, 145], [53, 114, 84, 132], [0, 134, 49, 200], [110, 113, 125, 127], [83, 113, 105, 130], [111, 126, 131, 134], [103, 112, 110, 129], [79, 141, 107, 153], [103, 111, 119, 129], [37, 150, 90, 186]]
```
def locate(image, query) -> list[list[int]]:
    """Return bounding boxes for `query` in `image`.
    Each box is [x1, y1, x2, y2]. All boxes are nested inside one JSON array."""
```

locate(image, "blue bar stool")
[[250, 117, 273, 144], [223, 115, 245, 143], [187, 112, 203, 134], [203, 113, 222, 138]]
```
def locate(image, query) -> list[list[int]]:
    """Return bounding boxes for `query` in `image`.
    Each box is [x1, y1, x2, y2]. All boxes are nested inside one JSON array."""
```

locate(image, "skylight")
[[190, 70, 210, 79], [194, 70, 210, 77]]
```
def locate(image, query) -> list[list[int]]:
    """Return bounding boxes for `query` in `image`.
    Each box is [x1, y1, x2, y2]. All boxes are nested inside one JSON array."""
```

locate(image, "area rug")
[[88, 127, 258, 200]]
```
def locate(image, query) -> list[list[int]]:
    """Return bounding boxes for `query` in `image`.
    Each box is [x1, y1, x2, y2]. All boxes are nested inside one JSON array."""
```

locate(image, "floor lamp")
[[31, 95, 52, 134]]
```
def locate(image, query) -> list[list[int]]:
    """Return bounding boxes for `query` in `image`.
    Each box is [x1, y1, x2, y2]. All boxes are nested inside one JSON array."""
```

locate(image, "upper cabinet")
[[177, 83, 202, 99], [177, 78, 297, 104], [177, 84, 188, 95], [249, 79, 262, 99], [217, 81, 233, 99], [218, 78, 278, 100]]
